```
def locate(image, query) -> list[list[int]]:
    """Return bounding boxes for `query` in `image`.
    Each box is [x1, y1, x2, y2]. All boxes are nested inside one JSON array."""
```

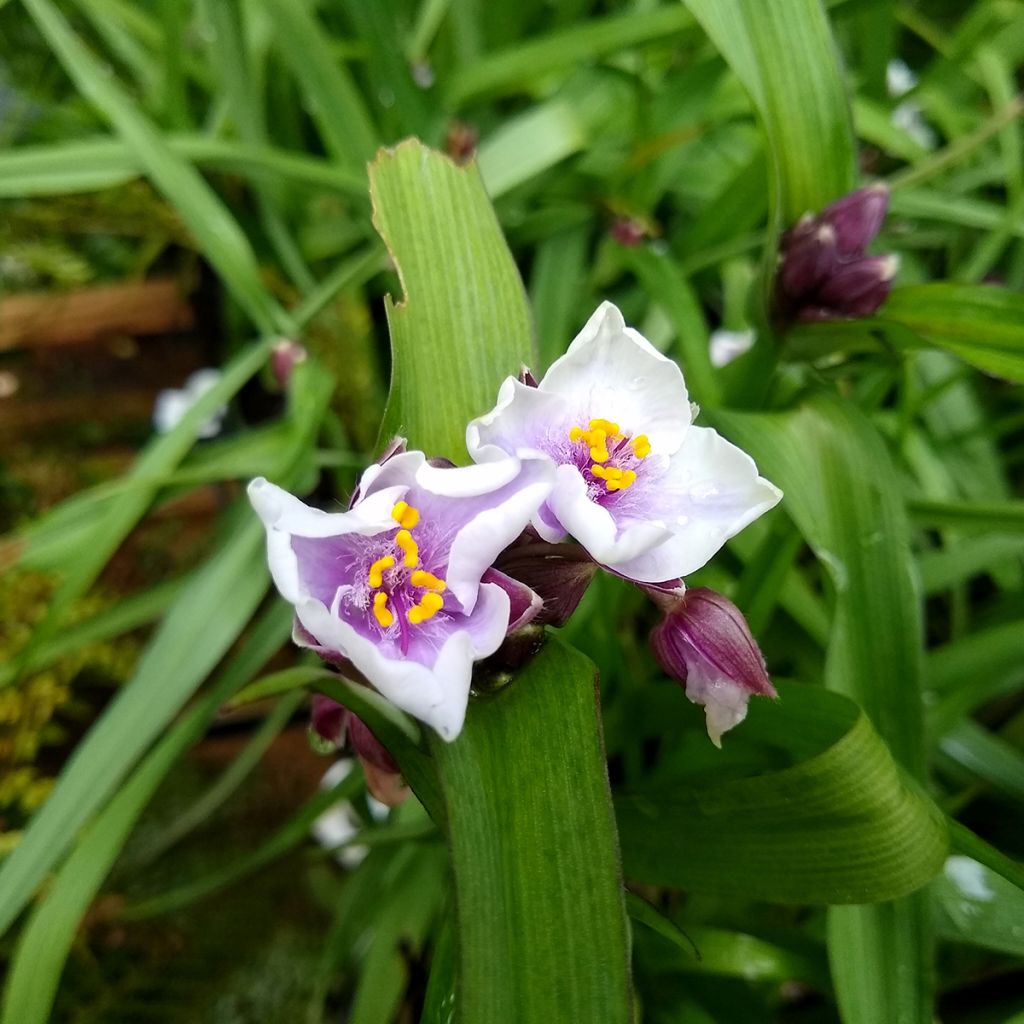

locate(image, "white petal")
[[295, 583, 510, 742], [540, 301, 692, 455], [248, 477, 405, 603], [466, 376, 569, 463], [445, 456, 555, 611], [610, 426, 782, 582], [547, 463, 670, 571]]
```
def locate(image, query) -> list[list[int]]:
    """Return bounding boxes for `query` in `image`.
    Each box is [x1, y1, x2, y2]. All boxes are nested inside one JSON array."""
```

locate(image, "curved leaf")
[[617, 683, 947, 905]]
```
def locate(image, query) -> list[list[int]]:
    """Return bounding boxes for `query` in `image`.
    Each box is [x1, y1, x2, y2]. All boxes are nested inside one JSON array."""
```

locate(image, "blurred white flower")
[[153, 367, 226, 439], [311, 758, 390, 870], [709, 328, 756, 368], [886, 58, 917, 98]]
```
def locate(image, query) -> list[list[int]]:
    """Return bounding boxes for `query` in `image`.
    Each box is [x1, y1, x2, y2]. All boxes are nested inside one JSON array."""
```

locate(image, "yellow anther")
[[606, 469, 637, 492], [589, 418, 620, 437], [367, 555, 395, 588], [569, 426, 588, 444], [631, 435, 651, 459], [391, 501, 420, 529], [591, 464, 608, 479], [395, 529, 419, 568], [372, 591, 395, 628], [411, 570, 447, 592], [408, 591, 444, 625]]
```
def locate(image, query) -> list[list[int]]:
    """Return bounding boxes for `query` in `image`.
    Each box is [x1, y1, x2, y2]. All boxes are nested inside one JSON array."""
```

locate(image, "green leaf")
[[369, 140, 535, 461], [682, 0, 856, 223], [261, 0, 378, 169], [616, 683, 947, 905], [713, 396, 933, 1024], [0, 603, 295, 1024], [881, 284, 1024, 383], [935, 855, 1024, 957], [24, 0, 292, 337], [445, 6, 694, 106], [0, 507, 267, 939], [430, 638, 632, 1023]]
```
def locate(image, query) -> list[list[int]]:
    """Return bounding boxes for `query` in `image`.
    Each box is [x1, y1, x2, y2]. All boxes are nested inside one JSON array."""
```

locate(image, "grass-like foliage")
[[0, 1, 1022, 1022]]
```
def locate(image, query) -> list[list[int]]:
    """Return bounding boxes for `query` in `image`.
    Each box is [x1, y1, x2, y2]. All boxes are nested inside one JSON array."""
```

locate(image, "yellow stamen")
[[367, 555, 395, 588], [606, 469, 637, 492], [589, 418, 620, 437], [411, 570, 447, 592], [372, 591, 394, 627], [395, 529, 419, 568], [588, 428, 609, 463], [569, 426, 588, 444], [631, 435, 651, 459], [391, 501, 420, 529], [408, 591, 444, 625]]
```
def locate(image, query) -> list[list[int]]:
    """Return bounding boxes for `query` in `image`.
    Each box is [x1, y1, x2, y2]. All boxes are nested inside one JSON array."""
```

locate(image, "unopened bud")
[[776, 184, 896, 323], [270, 339, 307, 388], [821, 184, 890, 254], [611, 217, 647, 248], [494, 534, 598, 627], [649, 587, 776, 747]]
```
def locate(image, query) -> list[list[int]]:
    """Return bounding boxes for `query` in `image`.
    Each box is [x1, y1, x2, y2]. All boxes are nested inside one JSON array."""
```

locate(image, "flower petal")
[[295, 582, 511, 741], [540, 301, 692, 455], [248, 477, 406, 603], [466, 376, 569, 463], [611, 426, 782, 582], [547, 463, 670, 572]]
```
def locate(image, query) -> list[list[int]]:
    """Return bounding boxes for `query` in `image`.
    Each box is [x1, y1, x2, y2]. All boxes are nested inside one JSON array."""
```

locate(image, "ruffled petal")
[[466, 376, 570, 463], [611, 426, 782, 582], [547, 463, 670, 573], [295, 582, 510, 741], [540, 302, 692, 455]]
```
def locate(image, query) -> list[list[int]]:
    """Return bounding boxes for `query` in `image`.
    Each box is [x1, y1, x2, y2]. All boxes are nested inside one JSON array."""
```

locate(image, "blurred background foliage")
[[0, 0, 1022, 1021]]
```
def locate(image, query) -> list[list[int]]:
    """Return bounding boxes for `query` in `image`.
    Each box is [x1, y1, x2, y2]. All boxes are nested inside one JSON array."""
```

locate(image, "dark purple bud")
[[494, 533, 599, 627], [518, 366, 539, 388], [779, 222, 838, 297], [270, 339, 307, 388], [311, 694, 347, 748], [347, 713, 399, 774], [814, 254, 898, 317], [821, 183, 890, 255], [648, 587, 776, 747]]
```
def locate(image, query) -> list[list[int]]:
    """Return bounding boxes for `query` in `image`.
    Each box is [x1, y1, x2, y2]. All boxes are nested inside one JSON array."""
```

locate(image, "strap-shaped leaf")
[[369, 140, 535, 462], [683, 0, 855, 222], [429, 638, 632, 1024], [714, 396, 935, 1024], [617, 683, 947, 904], [881, 283, 1024, 383]]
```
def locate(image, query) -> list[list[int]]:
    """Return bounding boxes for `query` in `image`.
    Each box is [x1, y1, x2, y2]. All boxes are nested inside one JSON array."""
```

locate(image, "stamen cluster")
[[368, 501, 448, 630], [569, 418, 650, 493]]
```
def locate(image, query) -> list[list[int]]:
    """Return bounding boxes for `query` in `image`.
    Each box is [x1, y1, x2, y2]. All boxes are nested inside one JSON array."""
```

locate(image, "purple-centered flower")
[[649, 586, 777, 746], [777, 184, 898, 322], [249, 448, 553, 741], [467, 302, 781, 584]]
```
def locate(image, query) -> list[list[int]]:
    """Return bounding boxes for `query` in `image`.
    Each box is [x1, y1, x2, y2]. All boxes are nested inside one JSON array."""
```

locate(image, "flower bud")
[[270, 339, 308, 388], [494, 533, 598, 627], [776, 184, 895, 323], [649, 587, 776, 747], [309, 696, 408, 806], [821, 184, 889, 254]]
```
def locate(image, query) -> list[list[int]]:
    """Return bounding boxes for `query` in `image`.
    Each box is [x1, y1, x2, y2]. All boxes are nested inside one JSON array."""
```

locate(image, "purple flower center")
[[566, 417, 651, 505], [333, 501, 450, 654]]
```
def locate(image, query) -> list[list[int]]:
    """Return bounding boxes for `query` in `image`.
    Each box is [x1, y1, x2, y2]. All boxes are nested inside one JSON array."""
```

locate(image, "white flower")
[[249, 448, 553, 741], [709, 328, 756, 368], [153, 367, 226, 439], [467, 302, 781, 584]]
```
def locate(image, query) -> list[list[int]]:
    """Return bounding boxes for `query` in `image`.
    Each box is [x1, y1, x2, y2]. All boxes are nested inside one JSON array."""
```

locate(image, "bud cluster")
[[776, 184, 897, 322]]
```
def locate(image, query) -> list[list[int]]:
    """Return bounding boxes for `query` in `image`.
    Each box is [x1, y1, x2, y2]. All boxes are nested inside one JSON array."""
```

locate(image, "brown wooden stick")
[[0, 278, 194, 351]]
